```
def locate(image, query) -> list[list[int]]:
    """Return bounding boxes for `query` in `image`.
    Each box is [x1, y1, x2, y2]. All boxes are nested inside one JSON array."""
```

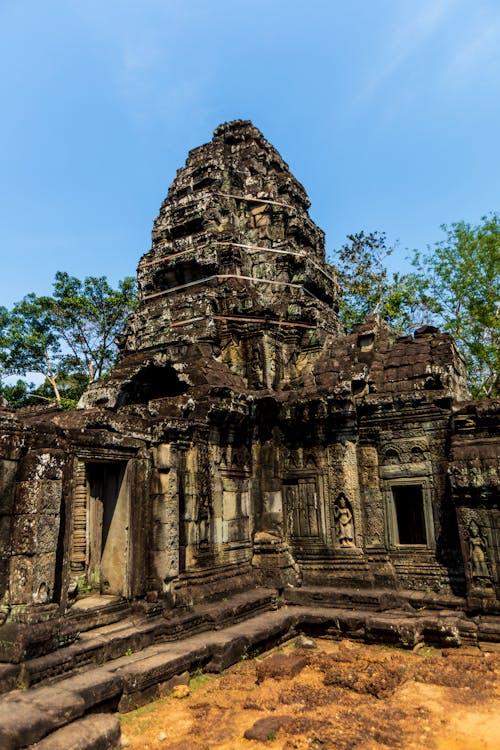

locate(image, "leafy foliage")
[[0, 274, 136, 408], [1, 294, 63, 402], [50, 273, 137, 382], [330, 231, 420, 333], [410, 214, 500, 398], [0, 379, 35, 408]]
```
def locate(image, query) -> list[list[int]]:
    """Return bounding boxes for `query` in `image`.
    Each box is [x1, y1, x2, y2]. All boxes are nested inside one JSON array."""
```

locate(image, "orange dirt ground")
[[119, 637, 500, 750]]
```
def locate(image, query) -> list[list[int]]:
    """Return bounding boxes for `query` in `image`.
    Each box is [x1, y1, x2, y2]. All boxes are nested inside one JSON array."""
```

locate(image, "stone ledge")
[[283, 585, 467, 612], [2, 587, 275, 692], [29, 714, 120, 750], [0, 601, 495, 749]]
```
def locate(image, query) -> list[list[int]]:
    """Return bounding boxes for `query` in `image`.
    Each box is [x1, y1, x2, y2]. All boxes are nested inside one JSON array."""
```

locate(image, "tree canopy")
[[331, 230, 420, 334], [410, 214, 500, 399], [0, 273, 136, 408]]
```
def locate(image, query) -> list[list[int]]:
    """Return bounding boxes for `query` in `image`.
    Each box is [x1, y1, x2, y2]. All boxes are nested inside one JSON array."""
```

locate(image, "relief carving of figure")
[[468, 520, 490, 579], [286, 485, 299, 537], [197, 495, 211, 551], [249, 342, 263, 386], [333, 493, 355, 548]]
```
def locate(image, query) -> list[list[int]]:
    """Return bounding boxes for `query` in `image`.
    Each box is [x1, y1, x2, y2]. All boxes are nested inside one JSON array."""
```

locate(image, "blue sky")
[[1, 0, 499, 307]]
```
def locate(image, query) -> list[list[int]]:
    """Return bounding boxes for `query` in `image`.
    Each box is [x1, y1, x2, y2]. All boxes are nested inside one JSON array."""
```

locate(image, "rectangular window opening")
[[392, 484, 427, 545]]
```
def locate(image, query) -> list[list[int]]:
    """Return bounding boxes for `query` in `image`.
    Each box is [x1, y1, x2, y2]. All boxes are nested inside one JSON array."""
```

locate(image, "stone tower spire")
[[125, 120, 340, 343], [81, 121, 341, 406]]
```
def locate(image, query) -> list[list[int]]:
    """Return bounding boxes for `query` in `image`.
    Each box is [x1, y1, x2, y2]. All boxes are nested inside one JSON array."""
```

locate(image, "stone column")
[[328, 440, 362, 549], [1, 448, 65, 662], [150, 444, 179, 597]]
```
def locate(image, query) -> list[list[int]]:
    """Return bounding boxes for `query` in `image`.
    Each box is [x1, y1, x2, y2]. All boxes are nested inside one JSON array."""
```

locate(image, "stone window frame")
[[384, 477, 436, 551]]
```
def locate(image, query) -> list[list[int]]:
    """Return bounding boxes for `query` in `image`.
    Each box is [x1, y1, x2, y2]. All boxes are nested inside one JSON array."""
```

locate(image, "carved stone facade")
[[0, 120, 499, 663]]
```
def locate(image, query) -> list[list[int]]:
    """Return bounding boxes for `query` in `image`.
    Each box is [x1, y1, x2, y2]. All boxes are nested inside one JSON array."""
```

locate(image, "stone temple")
[[0, 121, 499, 739]]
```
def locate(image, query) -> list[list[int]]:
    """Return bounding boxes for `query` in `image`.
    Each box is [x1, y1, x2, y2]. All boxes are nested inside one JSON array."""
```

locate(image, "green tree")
[[0, 379, 35, 408], [0, 274, 136, 408], [50, 272, 137, 382], [410, 214, 500, 398], [1, 293, 64, 403], [330, 231, 419, 332]]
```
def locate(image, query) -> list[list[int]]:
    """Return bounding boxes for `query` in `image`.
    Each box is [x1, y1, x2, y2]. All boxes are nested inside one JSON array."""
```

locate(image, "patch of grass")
[[267, 730, 277, 740], [189, 672, 214, 690], [119, 700, 166, 733]]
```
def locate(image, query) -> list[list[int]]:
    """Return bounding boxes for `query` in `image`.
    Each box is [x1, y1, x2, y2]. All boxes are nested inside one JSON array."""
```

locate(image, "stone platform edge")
[[0, 592, 499, 749]]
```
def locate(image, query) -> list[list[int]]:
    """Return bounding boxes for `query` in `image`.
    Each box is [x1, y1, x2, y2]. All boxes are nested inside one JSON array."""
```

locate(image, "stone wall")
[[0, 120, 498, 664]]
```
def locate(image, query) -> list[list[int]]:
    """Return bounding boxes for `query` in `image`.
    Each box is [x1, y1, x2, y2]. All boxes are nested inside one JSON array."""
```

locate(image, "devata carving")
[[0, 120, 498, 667], [468, 520, 491, 581], [333, 493, 355, 548]]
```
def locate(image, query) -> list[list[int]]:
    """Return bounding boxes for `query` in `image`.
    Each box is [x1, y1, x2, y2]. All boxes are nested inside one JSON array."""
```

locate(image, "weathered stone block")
[[28, 713, 121, 750], [0, 698, 56, 749], [0, 459, 17, 515], [0, 619, 59, 662], [38, 514, 61, 554], [153, 550, 179, 582], [13, 479, 41, 515], [32, 553, 57, 604], [11, 514, 37, 555], [18, 451, 64, 482], [154, 443, 172, 470], [0, 514, 12, 557], [150, 470, 171, 495], [9, 554, 33, 603], [152, 520, 179, 551], [39, 479, 63, 513]]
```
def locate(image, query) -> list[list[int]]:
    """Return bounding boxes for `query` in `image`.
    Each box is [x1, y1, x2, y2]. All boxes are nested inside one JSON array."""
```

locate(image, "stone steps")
[[0, 593, 498, 749], [283, 584, 468, 613], [65, 596, 132, 634], [0, 587, 277, 694], [0, 605, 293, 750]]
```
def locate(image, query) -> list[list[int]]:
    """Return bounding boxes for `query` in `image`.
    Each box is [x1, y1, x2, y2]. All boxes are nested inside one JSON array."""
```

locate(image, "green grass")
[[189, 671, 214, 690], [119, 698, 166, 729]]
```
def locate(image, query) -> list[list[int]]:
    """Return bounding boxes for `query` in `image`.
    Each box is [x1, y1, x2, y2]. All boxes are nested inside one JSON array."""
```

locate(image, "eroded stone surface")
[[0, 119, 498, 679], [31, 713, 121, 750]]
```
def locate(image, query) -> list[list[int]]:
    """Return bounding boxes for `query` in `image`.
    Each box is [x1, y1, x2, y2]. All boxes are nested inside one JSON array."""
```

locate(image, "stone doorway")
[[70, 460, 131, 597]]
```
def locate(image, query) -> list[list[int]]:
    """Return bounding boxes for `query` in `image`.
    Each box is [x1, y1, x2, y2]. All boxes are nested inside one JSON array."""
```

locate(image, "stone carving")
[[0, 119, 498, 671], [286, 479, 320, 538], [196, 442, 213, 553], [333, 493, 355, 548], [381, 442, 428, 464], [230, 444, 251, 470], [197, 495, 211, 551], [249, 342, 264, 387], [468, 520, 491, 580]]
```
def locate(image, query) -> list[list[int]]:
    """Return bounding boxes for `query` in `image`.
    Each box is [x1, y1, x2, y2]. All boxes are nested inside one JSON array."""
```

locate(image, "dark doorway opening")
[[118, 364, 189, 405], [392, 484, 427, 545]]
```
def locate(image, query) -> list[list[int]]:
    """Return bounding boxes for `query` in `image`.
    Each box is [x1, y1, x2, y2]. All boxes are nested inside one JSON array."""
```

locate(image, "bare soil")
[[119, 637, 500, 750]]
